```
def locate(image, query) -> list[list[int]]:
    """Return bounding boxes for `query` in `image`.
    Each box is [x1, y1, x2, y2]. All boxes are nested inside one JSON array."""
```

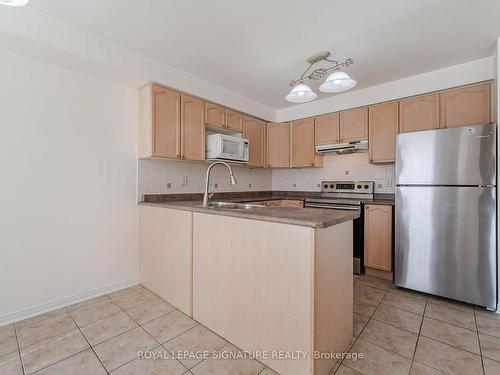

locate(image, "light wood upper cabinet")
[[226, 109, 243, 132], [204, 102, 226, 128], [267, 122, 290, 168], [369, 101, 398, 163], [339, 107, 368, 142], [364, 204, 392, 271], [181, 94, 205, 161], [440, 83, 491, 128], [315, 113, 339, 145], [399, 93, 440, 133], [139, 84, 181, 159], [243, 116, 266, 167], [291, 118, 315, 168]]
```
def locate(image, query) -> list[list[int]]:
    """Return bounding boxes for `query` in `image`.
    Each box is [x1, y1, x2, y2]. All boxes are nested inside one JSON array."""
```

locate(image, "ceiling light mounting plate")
[[307, 51, 331, 64]]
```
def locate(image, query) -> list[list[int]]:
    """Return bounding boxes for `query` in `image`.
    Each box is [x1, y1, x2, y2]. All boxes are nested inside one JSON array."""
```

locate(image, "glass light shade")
[[319, 71, 357, 93], [0, 0, 30, 5], [285, 84, 317, 103]]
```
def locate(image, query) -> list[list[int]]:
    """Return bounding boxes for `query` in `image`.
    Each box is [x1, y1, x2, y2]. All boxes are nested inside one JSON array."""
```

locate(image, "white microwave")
[[206, 133, 249, 162]]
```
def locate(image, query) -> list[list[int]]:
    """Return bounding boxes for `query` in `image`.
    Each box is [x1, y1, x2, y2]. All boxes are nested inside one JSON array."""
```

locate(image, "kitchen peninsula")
[[139, 196, 358, 375]]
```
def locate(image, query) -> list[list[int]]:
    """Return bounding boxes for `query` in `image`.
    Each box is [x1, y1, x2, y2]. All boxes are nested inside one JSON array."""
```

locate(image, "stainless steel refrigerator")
[[395, 123, 497, 309]]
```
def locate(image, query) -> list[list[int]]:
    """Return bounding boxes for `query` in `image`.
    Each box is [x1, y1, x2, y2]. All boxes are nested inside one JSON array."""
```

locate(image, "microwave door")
[[222, 138, 242, 159]]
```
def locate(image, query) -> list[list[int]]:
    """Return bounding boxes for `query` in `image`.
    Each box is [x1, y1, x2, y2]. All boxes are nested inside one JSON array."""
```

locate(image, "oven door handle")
[[305, 203, 360, 211]]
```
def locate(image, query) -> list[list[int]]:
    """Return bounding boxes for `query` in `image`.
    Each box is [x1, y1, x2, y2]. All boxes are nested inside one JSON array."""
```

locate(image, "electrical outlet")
[[214, 183, 218, 188], [344, 170, 350, 175], [180, 176, 187, 186], [317, 183, 321, 188], [377, 183, 383, 189], [293, 183, 297, 188], [385, 179, 392, 187], [166, 183, 172, 189], [248, 183, 252, 188]]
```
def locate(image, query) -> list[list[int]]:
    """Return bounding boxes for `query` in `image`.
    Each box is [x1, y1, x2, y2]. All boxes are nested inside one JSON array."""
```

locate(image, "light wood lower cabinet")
[[291, 118, 315, 167], [192, 213, 352, 375], [139, 206, 192, 316], [440, 82, 491, 128], [266, 122, 290, 167], [242, 116, 266, 167], [364, 204, 392, 272], [368, 101, 398, 163]]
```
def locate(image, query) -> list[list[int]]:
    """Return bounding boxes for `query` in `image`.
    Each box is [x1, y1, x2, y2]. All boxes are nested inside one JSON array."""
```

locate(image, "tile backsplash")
[[271, 152, 395, 193], [138, 158, 273, 199], [138, 152, 395, 200]]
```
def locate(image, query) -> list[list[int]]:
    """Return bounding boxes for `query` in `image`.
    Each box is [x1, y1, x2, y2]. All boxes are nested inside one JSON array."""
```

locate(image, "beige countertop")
[[139, 200, 360, 228]]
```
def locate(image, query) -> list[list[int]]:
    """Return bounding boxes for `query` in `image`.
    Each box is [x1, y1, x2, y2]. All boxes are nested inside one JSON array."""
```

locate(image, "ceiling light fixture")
[[286, 51, 355, 103], [0, 0, 30, 6], [285, 84, 317, 103]]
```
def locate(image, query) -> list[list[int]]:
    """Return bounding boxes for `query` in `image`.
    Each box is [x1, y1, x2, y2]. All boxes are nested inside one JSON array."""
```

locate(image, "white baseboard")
[[0, 276, 140, 326]]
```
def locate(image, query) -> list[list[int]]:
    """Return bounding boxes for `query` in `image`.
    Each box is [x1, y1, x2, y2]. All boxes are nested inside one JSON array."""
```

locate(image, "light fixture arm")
[[289, 57, 354, 87]]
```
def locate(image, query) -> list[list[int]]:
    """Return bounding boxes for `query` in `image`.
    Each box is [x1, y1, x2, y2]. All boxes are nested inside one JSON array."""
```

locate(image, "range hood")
[[315, 139, 368, 154]]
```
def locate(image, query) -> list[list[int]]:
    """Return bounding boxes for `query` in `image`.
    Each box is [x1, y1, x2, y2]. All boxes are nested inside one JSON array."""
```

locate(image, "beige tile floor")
[[1, 277, 500, 375]]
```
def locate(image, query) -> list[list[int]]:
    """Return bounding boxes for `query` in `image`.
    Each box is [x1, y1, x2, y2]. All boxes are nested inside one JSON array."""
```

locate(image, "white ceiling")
[[28, 0, 500, 109]]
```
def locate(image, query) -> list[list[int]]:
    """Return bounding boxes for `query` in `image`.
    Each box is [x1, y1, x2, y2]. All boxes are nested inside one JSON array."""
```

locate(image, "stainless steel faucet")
[[202, 161, 237, 207]]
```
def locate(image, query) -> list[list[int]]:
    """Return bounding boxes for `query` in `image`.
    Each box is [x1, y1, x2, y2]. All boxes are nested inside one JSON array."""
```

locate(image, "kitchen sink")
[[201, 201, 266, 209]]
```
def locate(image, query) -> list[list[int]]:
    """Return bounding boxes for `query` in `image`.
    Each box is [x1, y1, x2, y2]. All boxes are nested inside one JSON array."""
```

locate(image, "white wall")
[[138, 159, 273, 198], [0, 48, 139, 322], [0, 6, 276, 121], [272, 153, 394, 193]]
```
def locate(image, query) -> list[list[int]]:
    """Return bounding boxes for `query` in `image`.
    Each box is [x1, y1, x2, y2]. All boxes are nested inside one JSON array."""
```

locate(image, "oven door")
[[305, 201, 363, 274]]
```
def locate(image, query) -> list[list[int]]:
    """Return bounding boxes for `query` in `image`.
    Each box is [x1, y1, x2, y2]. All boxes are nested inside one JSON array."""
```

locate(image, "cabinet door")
[[315, 113, 339, 145], [152, 85, 181, 158], [399, 93, 440, 133], [139, 206, 193, 315], [204, 102, 226, 128], [266, 123, 290, 167], [226, 109, 243, 132], [291, 118, 315, 168], [243, 116, 265, 167], [440, 83, 491, 128], [339, 107, 368, 142], [364, 204, 392, 271], [369, 101, 398, 163], [181, 94, 205, 161]]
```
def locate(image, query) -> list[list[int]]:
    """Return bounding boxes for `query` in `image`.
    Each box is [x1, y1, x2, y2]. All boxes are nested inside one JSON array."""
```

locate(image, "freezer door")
[[395, 186, 496, 309], [396, 123, 496, 185]]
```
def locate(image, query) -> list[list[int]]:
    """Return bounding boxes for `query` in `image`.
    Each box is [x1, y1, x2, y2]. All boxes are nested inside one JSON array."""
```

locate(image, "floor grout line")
[[64, 306, 110, 374], [339, 281, 393, 374], [13, 322, 26, 375], [473, 308, 486, 375]]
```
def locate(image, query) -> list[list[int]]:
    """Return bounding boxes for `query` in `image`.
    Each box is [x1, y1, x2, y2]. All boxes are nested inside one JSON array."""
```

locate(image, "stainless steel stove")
[[304, 181, 374, 274]]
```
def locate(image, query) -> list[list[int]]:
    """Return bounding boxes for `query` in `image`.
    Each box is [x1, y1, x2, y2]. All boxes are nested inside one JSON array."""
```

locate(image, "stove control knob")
[[323, 184, 328, 189], [357, 184, 362, 189], [364, 184, 369, 189], [330, 184, 335, 189]]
